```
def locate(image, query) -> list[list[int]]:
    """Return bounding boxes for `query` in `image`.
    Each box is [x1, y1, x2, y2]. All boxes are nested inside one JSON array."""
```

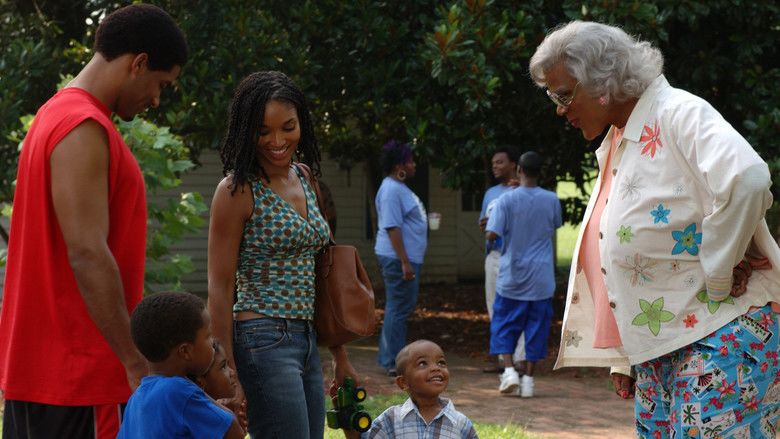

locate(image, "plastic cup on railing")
[[428, 212, 441, 231]]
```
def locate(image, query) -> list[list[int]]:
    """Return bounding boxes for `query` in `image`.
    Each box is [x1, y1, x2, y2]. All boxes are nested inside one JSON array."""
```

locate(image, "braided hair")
[[220, 71, 321, 193]]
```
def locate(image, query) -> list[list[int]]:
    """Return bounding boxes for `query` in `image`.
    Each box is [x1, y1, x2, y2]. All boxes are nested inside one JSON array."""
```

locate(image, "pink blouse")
[[580, 127, 624, 348]]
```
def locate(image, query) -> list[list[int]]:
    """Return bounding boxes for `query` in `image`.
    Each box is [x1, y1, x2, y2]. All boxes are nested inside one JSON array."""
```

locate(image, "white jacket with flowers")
[[555, 75, 780, 368]]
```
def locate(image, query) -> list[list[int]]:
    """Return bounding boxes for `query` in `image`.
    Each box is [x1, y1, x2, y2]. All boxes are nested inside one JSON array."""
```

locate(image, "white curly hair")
[[529, 21, 664, 104]]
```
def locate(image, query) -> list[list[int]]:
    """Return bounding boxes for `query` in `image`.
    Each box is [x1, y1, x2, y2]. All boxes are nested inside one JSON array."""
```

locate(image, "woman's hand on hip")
[[731, 262, 750, 297]]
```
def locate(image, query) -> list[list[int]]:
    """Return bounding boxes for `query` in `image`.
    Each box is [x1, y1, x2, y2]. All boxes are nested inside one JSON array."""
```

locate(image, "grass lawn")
[[323, 392, 534, 438], [556, 178, 592, 270], [0, 394, 533, 438]]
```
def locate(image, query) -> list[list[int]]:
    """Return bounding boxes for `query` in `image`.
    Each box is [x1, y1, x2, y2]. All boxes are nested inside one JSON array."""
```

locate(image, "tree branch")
[[0, 222, 8, 245]]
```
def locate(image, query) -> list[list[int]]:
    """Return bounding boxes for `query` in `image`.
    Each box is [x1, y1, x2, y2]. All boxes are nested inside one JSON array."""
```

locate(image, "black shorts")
[[2, 400, 123, 439]]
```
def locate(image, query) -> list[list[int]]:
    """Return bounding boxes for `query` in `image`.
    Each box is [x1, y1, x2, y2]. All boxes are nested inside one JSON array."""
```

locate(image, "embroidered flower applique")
[[683, 275, 698, 288], [683, 314, 698, 328], [672, 223, 702, 255], [640, 122, 663, 158], [696, 290, 735, 314], [619, 253, 657, 286], [617, 225, 634, 244], [632, 297, 675, 336], [650, 203, 670, 224], [669, 260, 681, 272], [620, 175, 643, 201], [563, 330, 583, 347]]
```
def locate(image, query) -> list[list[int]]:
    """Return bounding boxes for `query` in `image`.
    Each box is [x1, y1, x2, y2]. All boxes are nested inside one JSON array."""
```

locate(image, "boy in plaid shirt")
[[363, 340, 478, 439]]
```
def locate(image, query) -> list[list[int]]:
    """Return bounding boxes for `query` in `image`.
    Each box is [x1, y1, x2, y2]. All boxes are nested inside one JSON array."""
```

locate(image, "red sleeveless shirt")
[[0, 88, 146, 405]]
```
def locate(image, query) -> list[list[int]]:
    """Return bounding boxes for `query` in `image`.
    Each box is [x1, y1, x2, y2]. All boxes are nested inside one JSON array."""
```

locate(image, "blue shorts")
[[489, 295, 552, 361], [634, 304, 780, 438]]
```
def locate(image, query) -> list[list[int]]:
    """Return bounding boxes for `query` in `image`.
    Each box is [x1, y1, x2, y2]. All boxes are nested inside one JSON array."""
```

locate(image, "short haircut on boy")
[[131, 291, 205, 362], [519, 150, 543, 178], [94, 3, 188, 71], [395, 339, 440, 375]]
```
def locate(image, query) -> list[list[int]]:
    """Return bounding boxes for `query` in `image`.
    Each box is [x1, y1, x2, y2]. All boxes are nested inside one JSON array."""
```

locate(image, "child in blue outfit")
[[362, 340, 479, 439], [118, 292, 244, 439]]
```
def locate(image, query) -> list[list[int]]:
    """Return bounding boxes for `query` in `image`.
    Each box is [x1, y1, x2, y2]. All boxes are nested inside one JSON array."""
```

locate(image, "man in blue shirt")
[[485, 151, 562, 398], [479, 146, 525, 374]]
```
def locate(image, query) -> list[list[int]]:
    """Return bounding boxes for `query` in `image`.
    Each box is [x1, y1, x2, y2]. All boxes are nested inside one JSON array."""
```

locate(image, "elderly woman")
[[530, 21, 780, 437], [374, 140, 428, 376]]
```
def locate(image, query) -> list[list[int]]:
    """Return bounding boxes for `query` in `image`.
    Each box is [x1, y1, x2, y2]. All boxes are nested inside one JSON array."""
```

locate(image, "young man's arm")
[[50, 120, 147, 389]]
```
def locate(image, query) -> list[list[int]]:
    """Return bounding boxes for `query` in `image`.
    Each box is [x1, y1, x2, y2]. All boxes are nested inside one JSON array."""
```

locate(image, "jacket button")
[[612, 168, 617, 176], [601, 267, 607, 275], [609, 301, 616, 309]]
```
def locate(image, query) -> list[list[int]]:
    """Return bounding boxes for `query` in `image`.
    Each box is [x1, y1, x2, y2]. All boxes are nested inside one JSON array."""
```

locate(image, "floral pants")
[[634, 304, 780, 438]]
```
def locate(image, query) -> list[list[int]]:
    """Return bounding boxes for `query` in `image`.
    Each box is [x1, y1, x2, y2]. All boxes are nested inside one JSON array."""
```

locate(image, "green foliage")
[[116, 116, 208, 292], [5, 109, 208, 288], [0, 17, 70, 205], [421, 0, 596, 221], [2, 0, 780, 231], [1, 70, 207, 289]]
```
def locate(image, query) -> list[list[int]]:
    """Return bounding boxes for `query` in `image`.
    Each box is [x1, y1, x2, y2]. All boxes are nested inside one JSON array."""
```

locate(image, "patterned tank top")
[[233, 165, 331, 320]]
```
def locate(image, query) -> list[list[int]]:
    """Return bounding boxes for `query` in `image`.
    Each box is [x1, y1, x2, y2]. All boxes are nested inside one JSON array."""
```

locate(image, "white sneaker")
[[521, 375, 534, 398], [499, 369, 520, 394]]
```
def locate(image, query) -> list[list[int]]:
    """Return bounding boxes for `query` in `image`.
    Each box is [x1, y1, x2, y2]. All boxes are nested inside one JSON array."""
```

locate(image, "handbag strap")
[[296, 163, 335, 244]]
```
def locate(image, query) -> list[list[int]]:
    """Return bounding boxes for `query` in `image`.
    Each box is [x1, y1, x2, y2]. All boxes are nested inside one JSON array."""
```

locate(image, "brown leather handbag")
[[297, 164, 377, 347]]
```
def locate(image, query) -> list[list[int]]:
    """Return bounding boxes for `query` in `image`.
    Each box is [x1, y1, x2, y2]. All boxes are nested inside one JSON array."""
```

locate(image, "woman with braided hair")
[[208, 70, 358, 438]]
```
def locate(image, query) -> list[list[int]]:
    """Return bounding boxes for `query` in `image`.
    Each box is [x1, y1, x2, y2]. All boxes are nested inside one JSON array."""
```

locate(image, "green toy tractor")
[[326, 376, 372, 432]]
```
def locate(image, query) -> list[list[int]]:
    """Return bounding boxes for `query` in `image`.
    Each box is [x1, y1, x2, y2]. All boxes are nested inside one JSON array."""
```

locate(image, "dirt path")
[[322, 337, 636, 439]]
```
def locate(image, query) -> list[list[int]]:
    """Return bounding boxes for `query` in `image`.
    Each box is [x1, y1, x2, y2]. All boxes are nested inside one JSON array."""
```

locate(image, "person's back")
[[484, 151, 562, 397], [120, 376, 237, 438], [493, 186, 561, 300]]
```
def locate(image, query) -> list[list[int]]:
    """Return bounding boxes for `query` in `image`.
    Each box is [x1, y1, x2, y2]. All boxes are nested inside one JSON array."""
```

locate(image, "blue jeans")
[[376, 255, 422, 369], [233, 317, 324, 439]]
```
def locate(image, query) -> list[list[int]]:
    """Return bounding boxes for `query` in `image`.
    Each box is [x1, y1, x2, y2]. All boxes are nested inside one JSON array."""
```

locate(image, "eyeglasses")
[[546, 82, 580, 108]]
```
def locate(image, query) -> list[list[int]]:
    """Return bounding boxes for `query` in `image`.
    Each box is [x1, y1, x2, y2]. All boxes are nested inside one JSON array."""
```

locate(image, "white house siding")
[[0, 150, 475, 298], [422, 169, 459, 283], [160, 150, 468, 296], [148, 150, 222, 296]]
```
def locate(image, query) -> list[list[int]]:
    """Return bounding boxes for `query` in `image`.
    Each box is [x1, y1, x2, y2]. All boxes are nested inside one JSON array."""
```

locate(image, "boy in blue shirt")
[[486, 151, 562, 398], [118, 292, 244, 439]]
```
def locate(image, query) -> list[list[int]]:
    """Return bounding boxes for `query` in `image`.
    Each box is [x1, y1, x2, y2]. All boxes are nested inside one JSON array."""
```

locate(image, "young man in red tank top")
[[0, 4, 187, 437]]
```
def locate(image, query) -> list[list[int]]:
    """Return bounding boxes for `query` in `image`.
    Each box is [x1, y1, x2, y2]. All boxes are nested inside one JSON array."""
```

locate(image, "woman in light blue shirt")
[[374, 140, 428, 376]]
